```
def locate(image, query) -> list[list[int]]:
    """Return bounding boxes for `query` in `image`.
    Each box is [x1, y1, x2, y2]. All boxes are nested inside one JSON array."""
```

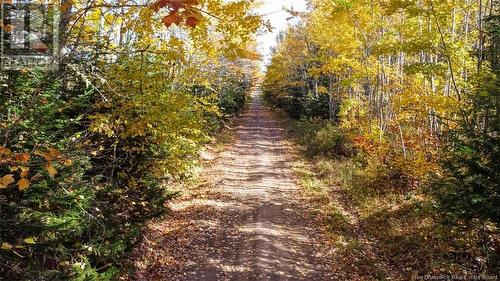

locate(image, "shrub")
[[0, 62, 240, 279], [264, 89, 330, 120], [218, 82, 248, 116], [293, 120, 354, 159], [0, 71, 116, 280]]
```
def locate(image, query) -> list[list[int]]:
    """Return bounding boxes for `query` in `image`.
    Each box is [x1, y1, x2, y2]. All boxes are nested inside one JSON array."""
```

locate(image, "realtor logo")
[[1, 0, 59, 70]]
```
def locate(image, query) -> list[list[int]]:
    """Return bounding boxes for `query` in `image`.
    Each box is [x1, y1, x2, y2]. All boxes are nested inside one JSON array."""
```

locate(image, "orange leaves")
[[17, 179, 30, 191], [41, 148, 61, 161], [162, 12, 183, 27], [0, 147, 12, 166], [0, 147, 11, 155], [46, 165, 58, 178], [152, 0, 202, 28], [185, 12, 201, 28], [152, 0, 199, 12], [19, 166, 29, 178], [0, 146, 73, 192], [60, 0, 73, 13], [0, 174, 29, 191], [0, 175, 15, 188], [14, 153, 30, 163]]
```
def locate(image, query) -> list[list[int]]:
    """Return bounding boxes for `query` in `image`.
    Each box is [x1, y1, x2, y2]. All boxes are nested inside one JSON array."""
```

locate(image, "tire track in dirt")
[[123, 84, 336, 281]]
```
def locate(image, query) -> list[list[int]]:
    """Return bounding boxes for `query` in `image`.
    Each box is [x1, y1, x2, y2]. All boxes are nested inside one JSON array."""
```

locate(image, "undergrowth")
[[285, 117, 499, 279], [0, 69, 250, 280]]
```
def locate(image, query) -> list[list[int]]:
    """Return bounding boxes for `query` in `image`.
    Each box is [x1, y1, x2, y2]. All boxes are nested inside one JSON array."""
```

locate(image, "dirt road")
[[125, 84, 335, 280]]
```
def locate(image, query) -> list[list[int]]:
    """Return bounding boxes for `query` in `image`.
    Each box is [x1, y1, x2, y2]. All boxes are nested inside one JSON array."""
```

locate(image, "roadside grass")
[[294, 152, 499, 278], [268, 107, 500, 278], [293, 157, 389, 280]]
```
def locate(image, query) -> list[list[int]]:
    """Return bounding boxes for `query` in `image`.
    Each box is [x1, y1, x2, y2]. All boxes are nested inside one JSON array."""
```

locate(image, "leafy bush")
[[0, 60, 249, 279], [356, 146, 434, 193], [264, 89, 330, 120], [218, 81, 248, 117], [293, 120, 354, 159], [358, 155, 415, 192], [0, 71, 106, 280]]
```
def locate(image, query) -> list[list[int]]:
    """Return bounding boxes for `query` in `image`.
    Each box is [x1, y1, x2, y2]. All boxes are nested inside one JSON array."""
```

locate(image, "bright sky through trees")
[[256, 0, 307, 68]]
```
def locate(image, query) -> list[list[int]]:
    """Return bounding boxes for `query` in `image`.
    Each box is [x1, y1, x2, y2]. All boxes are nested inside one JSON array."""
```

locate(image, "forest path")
[[124, 83, 336, 280]]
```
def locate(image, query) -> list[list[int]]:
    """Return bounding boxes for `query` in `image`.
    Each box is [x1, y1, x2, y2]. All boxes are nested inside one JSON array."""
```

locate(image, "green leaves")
[[23, 237, 36, 245]]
